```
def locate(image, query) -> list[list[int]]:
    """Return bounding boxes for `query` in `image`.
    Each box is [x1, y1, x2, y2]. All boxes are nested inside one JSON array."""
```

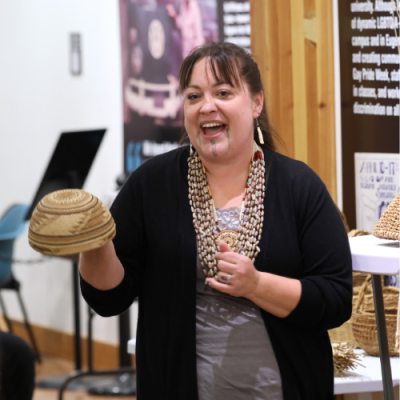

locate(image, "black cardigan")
[[80, 146, 353, 400]]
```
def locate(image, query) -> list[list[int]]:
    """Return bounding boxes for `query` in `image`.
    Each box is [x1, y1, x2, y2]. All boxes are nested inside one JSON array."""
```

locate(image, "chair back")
[[0, 204, 29, 283]]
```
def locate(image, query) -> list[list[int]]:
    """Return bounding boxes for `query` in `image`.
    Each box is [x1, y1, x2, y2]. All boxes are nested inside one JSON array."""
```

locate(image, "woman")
[[80, 42, 352, 399]]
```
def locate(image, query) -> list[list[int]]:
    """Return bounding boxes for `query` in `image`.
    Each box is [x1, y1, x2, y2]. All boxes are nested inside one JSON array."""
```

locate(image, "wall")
[[249, 0, 337, 202], [0, 0, 134, 345]]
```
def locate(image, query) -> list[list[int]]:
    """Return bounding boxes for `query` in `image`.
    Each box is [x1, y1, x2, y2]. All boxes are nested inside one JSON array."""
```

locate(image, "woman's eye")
[[187, 94, 199, 101], [219, 90, 229, 97]]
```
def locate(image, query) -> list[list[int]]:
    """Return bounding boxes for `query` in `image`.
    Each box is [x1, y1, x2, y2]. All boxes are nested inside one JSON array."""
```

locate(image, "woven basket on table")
[[372, 192, 400, 351], [372, 193, 400, 241], [328, 272, 370, 345], [327, 223, 370, 345], [352, 275, 399, 356]]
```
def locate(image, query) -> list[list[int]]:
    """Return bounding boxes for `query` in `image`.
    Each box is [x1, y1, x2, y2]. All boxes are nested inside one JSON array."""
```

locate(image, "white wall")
[[0, 0, 136, 345]]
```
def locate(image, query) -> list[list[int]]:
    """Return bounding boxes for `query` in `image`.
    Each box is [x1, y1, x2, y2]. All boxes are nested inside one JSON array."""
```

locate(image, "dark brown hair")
[[179, 42, 280, 151]]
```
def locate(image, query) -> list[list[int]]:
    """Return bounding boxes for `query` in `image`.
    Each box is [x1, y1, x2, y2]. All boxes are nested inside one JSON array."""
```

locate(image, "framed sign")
[[355, 152, 400, 232]]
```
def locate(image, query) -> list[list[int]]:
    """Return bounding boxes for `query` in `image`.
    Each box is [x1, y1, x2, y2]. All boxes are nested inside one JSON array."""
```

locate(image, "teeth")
[[202, 122, 223, 128]]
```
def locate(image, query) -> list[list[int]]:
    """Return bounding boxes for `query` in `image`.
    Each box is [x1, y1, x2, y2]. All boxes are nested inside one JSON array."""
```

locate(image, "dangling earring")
[[256, 119, 264, 145], [190, 142, 193, 155]]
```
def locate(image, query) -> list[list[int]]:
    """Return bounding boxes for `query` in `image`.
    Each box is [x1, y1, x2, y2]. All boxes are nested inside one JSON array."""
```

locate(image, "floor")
[[34, 355, 136, 400]]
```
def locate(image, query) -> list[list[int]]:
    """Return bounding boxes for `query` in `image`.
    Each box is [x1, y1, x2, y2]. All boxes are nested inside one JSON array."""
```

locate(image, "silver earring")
[[190, 142, 193, 155], [256, 119, 264, 145]]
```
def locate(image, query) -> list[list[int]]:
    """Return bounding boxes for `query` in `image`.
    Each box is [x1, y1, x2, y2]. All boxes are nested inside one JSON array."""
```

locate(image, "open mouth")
[[201, 122, 227, 138]]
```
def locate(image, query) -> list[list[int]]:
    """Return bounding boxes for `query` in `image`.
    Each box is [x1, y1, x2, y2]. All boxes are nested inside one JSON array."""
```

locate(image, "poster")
[[337, 0, 400, 229], [355, 152, 400, 287], [119, 0, 251, 173], [355, 152, 400, 231]]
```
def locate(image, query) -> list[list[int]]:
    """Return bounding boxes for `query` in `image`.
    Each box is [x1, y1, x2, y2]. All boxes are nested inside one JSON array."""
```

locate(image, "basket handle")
[[354, 274, 372, 312]]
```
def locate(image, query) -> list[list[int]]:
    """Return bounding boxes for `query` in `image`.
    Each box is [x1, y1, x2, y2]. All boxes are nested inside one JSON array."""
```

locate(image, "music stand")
[[25, 129, 106, 221], [28, 129, 136, 396], [27, 129, 106, 388]]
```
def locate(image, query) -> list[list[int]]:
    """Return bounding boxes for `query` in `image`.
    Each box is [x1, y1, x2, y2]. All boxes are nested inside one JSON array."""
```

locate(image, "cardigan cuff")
[[80, 272, 131, 310], [282, 279, 325, 330]]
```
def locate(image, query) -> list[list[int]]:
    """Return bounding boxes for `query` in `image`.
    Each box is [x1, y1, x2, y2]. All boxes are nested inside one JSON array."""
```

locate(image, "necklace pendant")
[[215, 230, 239, 247]]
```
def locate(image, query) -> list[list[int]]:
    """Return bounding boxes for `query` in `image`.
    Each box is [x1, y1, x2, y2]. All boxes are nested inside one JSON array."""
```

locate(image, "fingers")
[[207, 276, 233, 294], [215, 251, 240, 264], [219, 240, 232, 252], [216, 260, 236, 274], [216, 241, 246, 264]]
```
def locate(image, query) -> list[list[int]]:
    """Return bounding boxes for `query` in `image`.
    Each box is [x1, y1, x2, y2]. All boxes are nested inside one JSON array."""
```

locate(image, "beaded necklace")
[[188, 142, 266, 279]]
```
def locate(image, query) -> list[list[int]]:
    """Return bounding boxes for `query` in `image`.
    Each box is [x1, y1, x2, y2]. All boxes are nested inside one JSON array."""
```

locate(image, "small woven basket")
[[329, 272, 370, 345], [328, 320, 355, 345], [352, 275, 399, 356], [372, 193, 400, 240]]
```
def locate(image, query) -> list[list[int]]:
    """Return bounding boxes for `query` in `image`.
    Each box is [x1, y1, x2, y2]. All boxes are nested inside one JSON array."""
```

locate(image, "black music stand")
[[27, 129, 105, 389], [28, 129, 136, 395]]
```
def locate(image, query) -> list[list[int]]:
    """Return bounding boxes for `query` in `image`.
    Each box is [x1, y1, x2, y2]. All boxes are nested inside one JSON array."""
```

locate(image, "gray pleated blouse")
[[196, 207, 283, 400]]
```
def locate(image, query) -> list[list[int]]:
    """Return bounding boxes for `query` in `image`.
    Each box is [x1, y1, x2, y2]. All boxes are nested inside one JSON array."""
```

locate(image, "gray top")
[[196, 207, 283, 400]]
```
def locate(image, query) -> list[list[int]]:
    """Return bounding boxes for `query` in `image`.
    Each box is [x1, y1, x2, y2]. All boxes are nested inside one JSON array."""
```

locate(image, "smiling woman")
[[183, 56, 260, 165], [75, 42, 353, 400], [179, 42, 278, 154]]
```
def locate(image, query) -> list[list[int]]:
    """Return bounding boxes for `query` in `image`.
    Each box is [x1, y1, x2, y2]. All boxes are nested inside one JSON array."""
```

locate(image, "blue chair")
[[0, 204, 40, 361]]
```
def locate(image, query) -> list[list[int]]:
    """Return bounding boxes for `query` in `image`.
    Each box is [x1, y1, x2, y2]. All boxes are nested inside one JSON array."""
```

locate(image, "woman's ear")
[[252, 91, 264, 118]]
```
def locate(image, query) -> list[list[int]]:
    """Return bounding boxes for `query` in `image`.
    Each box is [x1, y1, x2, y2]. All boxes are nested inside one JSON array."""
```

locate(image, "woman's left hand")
[[207, 241, 260, 298]]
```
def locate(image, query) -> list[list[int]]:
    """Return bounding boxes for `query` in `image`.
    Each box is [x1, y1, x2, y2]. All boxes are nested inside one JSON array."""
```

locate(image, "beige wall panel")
[[250, 0, 294, 157], [250, 0, 337, 202], [305, 39, 319, 172], [291, 0, 308, 163], [316, 0, 337, 201]]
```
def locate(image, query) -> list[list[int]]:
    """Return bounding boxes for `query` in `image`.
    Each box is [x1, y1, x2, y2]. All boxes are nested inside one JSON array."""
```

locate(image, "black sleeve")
[[80, 170, 146, 317], [282, 163, 353, 333]]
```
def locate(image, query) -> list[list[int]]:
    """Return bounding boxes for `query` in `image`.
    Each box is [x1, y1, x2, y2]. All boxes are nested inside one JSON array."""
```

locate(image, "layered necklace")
[[188, 142, 266, 279]]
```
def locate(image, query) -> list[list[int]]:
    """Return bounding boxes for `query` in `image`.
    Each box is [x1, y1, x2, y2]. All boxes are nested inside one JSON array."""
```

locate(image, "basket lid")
[[372, 193, 400, 241], [28, 189, 116, 256]]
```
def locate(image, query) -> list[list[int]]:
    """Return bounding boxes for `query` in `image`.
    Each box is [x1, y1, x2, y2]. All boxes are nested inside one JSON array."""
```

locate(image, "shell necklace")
[[187, 142, 266, 279]]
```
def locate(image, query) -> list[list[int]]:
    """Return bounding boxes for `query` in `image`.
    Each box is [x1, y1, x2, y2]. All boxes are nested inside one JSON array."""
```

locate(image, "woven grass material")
[[348, 229, 370, 238], [329, 320, 356, 345], [352, 275, 399, 356], [328, 273, 371, 345], [372, 193, 400, 240], [332, 342, 365, 376], [28, 189, 116, 256]]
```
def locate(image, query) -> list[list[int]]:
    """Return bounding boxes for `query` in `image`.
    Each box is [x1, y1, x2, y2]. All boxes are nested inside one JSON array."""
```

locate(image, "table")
[[349, 235, 400, 400], [334, 350, 399, 395]]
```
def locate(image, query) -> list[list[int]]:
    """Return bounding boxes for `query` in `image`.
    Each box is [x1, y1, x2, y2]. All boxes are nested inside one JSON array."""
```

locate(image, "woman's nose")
[[200, 96, 217, 114]]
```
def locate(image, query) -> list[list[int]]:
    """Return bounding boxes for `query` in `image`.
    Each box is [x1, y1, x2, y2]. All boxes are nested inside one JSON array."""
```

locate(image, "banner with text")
[[119, 0, 251, 173], [338, 0, 400, 229]]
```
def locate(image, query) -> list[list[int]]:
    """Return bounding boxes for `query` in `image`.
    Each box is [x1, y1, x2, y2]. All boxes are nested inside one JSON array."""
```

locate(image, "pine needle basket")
[[352, 275, 399, 356], [372, 193, 400, 241], [328, 272, 370, 345]]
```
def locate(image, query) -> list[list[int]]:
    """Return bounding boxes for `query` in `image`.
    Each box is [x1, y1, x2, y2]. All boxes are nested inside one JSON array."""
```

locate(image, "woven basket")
[[328, 320, 355, 345], [329, 273, 370, 345], [29, 189, 116, 256], [352, 275, 399, 356], [372, 193, 400, 240]]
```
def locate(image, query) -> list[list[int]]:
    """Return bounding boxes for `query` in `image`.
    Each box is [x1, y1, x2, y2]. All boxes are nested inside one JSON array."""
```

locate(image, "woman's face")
[[183, 57, 263, 164]]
